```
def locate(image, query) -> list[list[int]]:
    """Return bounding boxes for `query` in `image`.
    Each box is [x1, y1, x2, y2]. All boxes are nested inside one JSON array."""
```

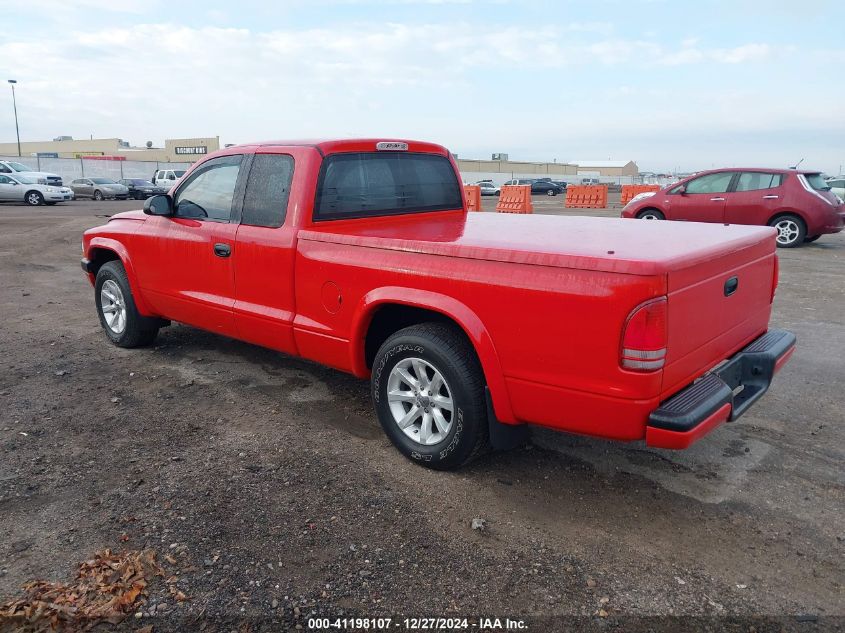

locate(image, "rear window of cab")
[[314, 152, 462, 220]]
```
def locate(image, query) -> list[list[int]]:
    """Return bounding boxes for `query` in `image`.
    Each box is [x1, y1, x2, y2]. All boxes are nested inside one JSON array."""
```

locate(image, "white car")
[[477, 181, 501, 196], [0, 160, 63, 187], [826, 177, 845, 201], [152, 168, 187, 188], [0, 173, 74, 205]]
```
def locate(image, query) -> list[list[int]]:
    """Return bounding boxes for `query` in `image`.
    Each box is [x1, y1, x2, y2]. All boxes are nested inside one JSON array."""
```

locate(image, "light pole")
[[8, 80, 21, 157]]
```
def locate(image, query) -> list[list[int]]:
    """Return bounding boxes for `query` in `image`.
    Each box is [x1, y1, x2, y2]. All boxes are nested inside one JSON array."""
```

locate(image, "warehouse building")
[[570, 160, 639, 177], [0, 136, 220, 162]]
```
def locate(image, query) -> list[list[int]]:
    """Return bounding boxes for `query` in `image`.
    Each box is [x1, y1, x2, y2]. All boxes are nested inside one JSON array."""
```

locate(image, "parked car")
[[502, 178, 563, 196], [621, 168, 845, 248], [81, 138, 794, 470], [826, 176, 845, 200], [69, 178, 130, 200], [118, 179, 168, 200], [581, 177, 600, 186], [550, 180, 568, 190], [530, 180, 564, 196], [0, 173, 73, 205], [0, 160, 63, 186], [152, 169, 187, 188], [477, 182, 500, 196]]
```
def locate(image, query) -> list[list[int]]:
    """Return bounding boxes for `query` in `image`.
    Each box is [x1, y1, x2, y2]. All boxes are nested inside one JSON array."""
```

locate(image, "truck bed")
[[300, 212, 776, 275]]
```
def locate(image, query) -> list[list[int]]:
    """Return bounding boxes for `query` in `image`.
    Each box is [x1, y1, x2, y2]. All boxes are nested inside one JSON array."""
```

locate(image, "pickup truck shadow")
[[153, 324, 767, 505]]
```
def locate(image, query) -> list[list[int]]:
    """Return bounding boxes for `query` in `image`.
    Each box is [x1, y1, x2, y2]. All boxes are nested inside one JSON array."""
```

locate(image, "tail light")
[[621, 298, 667, 371], [771, 255, 779, 303]]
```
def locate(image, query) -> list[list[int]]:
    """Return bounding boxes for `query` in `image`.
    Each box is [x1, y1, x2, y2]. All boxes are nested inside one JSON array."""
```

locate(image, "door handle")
[[710, 197, 726, 201], [213, 243, 231, 258], [762, 195, 779, 199]]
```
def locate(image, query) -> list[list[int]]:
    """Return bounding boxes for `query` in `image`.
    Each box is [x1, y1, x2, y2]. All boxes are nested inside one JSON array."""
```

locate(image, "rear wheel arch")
[[352, 290, 516, 423], [768, 210, 808, 228]]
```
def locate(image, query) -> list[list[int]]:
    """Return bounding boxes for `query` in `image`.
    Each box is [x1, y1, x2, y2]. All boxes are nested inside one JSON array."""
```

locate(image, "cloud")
[[0, 18, 842, 173]]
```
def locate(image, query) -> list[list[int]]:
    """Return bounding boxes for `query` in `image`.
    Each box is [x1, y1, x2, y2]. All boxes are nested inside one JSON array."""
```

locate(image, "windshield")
[[804, 173, 831, 191], [131, 180, 155, 186], [174, 171, 186, 178], [90, 178, 116, 184], [8, 162, 32, 172]]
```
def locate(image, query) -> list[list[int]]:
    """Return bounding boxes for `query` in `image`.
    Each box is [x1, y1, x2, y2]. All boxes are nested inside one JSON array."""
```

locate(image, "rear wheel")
[[769, 214, 806, 248], [804, 235, 821, 243], [25, 190, 44, 206], [546, 189, 557, 197], [95, 261, 159, 348], [371, 323, 489, 470], [636, 208, 664, 220], [93, 190, 104, 201]]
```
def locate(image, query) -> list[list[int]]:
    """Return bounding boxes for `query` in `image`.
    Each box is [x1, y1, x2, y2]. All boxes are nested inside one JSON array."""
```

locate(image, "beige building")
[[456, 158, 578, 176], [0, 136, 220, 163], [570, 160, 639, 177]]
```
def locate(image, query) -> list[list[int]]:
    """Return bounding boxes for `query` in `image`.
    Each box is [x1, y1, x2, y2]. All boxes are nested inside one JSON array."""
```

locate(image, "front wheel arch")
[[636, 208, 665, 220]]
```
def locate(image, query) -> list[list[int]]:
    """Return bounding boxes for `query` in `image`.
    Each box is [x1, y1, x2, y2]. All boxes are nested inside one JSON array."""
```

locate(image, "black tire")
[[768, 214, 806, 248], [805, 235, 821, 243], [25, 190, 44, 206], [93, 190, 104, 201], [636, 208, 664, 220], [371, 323, 489, 470], [546, 189, 556, 196], [94, 261, 159, 348]]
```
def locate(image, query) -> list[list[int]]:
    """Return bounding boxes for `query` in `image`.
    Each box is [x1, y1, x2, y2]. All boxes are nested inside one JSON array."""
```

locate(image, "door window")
[[0, 175, 12, 184], [173, 155, 242, 221], [241, 154, 294, 228], [735, 172, 783, 191], [684, 172, 734, 194]]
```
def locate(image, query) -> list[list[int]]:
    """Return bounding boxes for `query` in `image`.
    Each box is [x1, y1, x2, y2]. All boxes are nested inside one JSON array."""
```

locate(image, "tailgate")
[[662, 238, 776, 397]]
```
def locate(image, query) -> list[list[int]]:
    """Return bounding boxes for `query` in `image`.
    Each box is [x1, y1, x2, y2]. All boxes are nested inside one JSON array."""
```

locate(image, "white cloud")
[[0, 19, 842, 172]]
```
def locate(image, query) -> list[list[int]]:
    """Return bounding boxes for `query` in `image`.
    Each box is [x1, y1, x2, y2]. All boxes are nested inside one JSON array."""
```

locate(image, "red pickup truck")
[[81, 139, 795, 469]]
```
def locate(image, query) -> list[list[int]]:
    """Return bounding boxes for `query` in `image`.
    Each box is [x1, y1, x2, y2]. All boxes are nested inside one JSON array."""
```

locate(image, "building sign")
[[35, 152, 59, 158], [174, 146, 208, 155]]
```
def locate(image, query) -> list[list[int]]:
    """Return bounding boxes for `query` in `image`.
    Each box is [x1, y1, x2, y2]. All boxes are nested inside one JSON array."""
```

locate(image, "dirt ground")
[[0, 197, 842, 632]]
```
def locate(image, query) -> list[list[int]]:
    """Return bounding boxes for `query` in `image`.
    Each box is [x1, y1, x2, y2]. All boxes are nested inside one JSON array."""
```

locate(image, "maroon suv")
[[621, 168, 845, 247]]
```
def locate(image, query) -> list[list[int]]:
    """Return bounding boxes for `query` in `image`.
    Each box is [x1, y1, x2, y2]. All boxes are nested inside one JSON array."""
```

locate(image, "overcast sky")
[[2, 0, 844, 173]]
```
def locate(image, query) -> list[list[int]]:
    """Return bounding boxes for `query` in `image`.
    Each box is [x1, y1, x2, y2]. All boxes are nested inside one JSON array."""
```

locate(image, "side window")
[[0, 165, 10, 173], [0, 175, 10, 184], [735, 172, 783, 191], [241, 154, 294, 228], [168, 172, 176, 180], [685, 172, 734, 194], [173, 155, 242, 221]]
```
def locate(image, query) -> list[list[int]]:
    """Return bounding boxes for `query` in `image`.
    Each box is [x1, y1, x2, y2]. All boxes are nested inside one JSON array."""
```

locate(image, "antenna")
[[789, 158, 804, 170]]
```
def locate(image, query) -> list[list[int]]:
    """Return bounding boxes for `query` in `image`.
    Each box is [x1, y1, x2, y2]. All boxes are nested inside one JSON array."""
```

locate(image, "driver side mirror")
[[143, 194, 173, 216]]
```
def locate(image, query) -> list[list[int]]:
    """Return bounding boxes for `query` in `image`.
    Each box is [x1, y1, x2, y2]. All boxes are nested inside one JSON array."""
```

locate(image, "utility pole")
[[8, 79, 21, 156]]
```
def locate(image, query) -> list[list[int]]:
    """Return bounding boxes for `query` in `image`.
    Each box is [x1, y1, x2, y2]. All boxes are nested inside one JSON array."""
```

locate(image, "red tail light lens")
[[771, 255, 779, 303], [621, 298, 667, 371]]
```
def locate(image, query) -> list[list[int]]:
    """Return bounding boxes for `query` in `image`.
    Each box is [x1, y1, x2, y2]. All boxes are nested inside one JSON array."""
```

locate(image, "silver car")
[[69, 178, 130, 200], [0, 174, 74, 205]]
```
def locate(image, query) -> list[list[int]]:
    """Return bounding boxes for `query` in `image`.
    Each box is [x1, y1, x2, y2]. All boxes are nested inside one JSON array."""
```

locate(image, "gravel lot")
[[0, 198, 842, 632]]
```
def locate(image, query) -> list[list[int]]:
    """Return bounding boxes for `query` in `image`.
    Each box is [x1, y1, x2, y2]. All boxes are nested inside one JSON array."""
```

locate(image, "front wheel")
[[95, 261, 159, 348], [769, 214, 806, 248], [25, 191, 44, 206], [93, 190, 104, 201], [546, 189, 557, 196], [636, 209, 665, 220], [371, 323, 489, 470]]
